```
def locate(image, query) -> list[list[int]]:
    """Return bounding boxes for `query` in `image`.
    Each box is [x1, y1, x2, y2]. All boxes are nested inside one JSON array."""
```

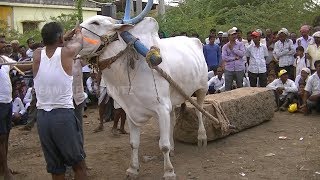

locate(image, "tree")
[[158, 0, 320, 40]]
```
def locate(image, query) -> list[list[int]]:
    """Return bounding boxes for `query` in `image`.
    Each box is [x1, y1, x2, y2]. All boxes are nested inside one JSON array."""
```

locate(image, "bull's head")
[[79, 0, 154, 58]]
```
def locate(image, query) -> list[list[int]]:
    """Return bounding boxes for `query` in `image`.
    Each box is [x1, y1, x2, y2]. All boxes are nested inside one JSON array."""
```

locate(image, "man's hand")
[[64, 22, 80, 42], [300, 104, 308, 114], [64, 29, 76, 41], [13, 112, 21, 119], [276, 87, 284, 94]]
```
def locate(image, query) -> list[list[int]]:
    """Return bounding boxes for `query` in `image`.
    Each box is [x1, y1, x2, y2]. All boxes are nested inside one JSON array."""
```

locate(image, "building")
[[0, 0, 100, 33]]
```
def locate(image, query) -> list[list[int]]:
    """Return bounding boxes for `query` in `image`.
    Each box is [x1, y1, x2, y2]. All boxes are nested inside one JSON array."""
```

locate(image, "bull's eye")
[[91, 21, 100, 26]]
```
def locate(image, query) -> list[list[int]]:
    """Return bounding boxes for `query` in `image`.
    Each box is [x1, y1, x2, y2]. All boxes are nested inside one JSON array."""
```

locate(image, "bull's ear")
[[113, 24, 134, 31]]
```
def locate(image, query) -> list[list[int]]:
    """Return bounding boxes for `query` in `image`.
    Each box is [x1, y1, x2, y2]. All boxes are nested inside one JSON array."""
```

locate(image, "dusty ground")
[[8, 107, 320, 180]]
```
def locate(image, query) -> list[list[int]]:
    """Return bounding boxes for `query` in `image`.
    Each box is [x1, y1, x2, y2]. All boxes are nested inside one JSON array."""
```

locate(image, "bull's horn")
[[122, 0, 154, 25]]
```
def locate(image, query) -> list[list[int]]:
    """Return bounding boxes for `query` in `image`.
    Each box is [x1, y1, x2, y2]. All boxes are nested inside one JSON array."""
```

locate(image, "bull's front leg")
[[126, 119, 141, 179], [158, 108, 176, 180], [169, 108, 176, 157]]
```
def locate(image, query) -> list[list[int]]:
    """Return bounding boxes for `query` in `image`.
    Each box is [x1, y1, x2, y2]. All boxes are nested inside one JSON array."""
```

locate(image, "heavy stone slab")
[[174, 87, 275, 143]]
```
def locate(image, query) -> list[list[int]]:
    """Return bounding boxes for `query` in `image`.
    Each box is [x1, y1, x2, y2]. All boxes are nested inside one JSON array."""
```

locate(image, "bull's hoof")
[[126, 168, 139, 180], [163, 172, 176, 180], [197, 138, 207, 148]]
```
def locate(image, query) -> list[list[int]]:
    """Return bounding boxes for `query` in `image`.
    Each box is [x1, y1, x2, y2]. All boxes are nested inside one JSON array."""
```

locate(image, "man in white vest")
[[1, 38, 32, 180], [33, 22, 87, 179]]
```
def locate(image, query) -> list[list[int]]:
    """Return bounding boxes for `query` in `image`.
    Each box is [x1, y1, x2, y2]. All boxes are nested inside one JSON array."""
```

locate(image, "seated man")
[[302, 61, 320, 114], [12, 90, 28, 126], [267, 69, 298, 111], [207, 67, 225, 94]]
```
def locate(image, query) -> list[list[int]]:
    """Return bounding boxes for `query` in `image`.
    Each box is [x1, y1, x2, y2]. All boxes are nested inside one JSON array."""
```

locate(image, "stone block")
[[174, 87, 275, 143]]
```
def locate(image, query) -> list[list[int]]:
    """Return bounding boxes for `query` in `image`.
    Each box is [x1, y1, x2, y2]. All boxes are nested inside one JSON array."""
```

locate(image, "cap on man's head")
[[218, 31, 223, 34], [301, 67, 311, 74], [278, 69, 288, 77], [255, 29, 263, 35], [222, 32, 228, 38], [251, 31, 261, 37], [228, 29, 237, 35], [10, 40, 19, 44], [232, 27, 237, 31], [278, 28, 289, 36], [312, 31, 320, 38]]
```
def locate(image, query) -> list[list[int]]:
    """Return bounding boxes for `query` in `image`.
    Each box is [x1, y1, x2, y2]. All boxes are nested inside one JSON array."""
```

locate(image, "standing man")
[[1, 39, 32, 180], [222, 28, 246, 91], [33, 22, 87, 179], [302, 61, 320, 115], [297, 25, 313, 51], [0, 40, 14, 180], [205, 28, 216, 44], [26, 38, 35, 58], [273, 28, 296, 80], [203, 34, 221, 73], [306, 31, 320, 74], [246, 31, 269, 87]]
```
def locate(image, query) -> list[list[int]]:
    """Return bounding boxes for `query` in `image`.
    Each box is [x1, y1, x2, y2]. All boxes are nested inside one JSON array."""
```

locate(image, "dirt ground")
[[7, 107, 320, 180]]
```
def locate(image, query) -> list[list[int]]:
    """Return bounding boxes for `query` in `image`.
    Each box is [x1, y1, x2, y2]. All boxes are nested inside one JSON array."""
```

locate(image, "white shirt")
[[246, 43, 268, 73], [205, 37, 221, 45], [297, 36, 313, 52], [306, 43, 320, 70], [293, 55, 310, 76], [23, 87, 33, 104], [208, 70, 215, 80], [12, 97, 26, 115], [0, 55, 15, 103], [267, 78, 298, 96], [273, 39, 296, 67], [82, 65, 91, 73], [305, 72, 320, 96], [208, 75, 225, 92], [26, 48, 33, 58], [86, 77, 98, 93]]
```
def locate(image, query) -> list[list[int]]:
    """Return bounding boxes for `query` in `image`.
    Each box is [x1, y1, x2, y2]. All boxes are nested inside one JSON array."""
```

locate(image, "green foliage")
[[158, 0, 320, 41], [50, 13, 78, 32], [0, 20, 41, 45]]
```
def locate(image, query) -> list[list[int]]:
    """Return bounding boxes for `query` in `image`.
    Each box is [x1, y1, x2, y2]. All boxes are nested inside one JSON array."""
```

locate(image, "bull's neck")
[[99, 40, 142, 88]]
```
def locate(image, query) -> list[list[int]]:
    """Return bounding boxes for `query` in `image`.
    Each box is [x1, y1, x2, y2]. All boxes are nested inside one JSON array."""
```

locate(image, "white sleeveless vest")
[[34, 47, 74, 111]]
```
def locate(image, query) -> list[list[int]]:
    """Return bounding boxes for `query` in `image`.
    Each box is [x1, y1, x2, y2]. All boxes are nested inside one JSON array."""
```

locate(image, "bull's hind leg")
[[126, 119, 140, 179], [158, 108, 176, 180], [195, 88, 208, 147]]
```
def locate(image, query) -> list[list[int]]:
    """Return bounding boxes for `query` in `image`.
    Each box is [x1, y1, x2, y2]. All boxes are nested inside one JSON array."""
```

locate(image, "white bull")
[[79, 16, 208, 179]]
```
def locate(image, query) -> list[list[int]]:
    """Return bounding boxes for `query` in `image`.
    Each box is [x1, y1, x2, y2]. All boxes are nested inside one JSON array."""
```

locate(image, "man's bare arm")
[[64, 27, 83, 57], [32, 49, 41, 78]]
